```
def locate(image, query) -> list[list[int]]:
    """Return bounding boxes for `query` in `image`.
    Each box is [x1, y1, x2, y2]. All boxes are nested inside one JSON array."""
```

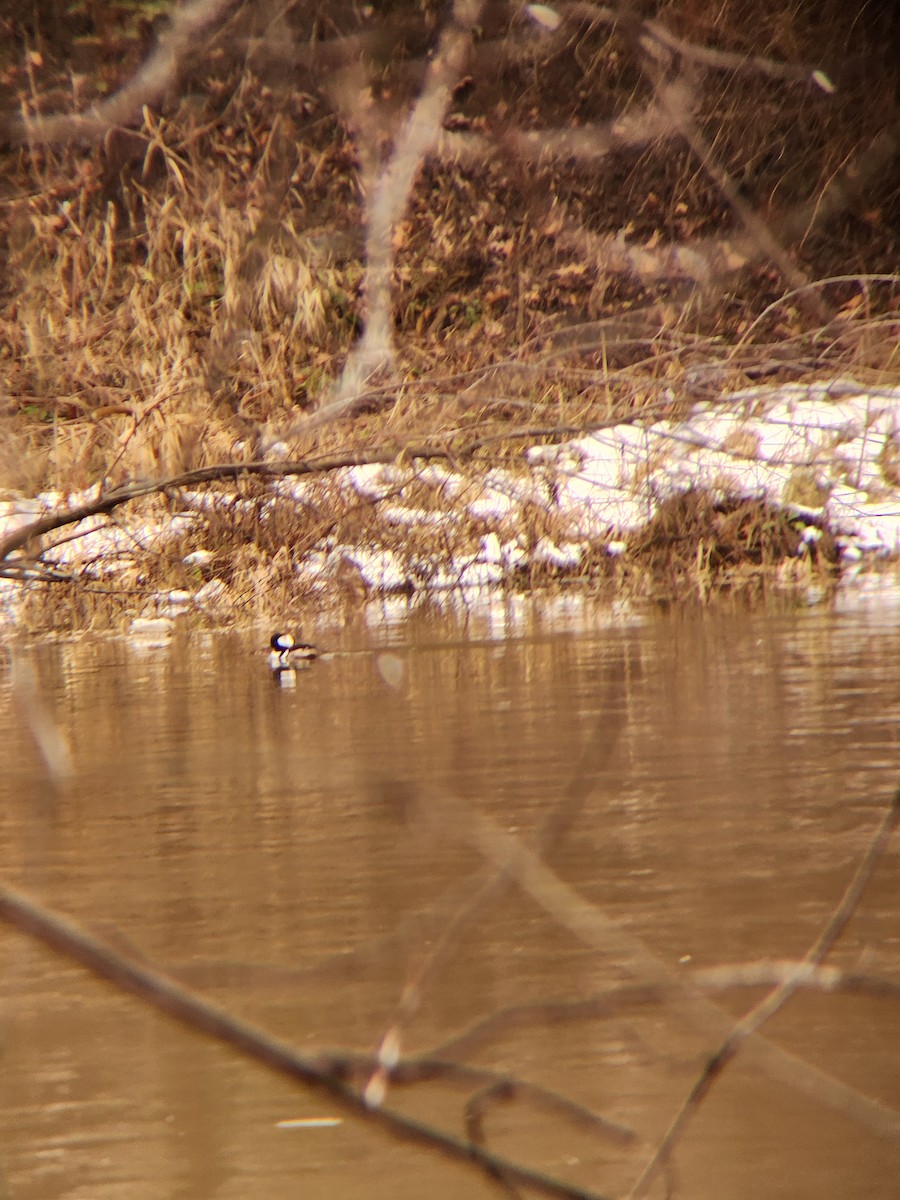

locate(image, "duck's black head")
[[271, 631, 296, 652]]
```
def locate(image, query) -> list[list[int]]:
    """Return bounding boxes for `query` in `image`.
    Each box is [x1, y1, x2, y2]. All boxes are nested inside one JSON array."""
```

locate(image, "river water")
[[0, 590, 899, 1199]]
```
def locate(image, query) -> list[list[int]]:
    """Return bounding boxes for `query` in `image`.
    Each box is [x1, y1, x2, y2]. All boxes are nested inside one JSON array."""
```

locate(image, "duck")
[[269, 631, 320, 670]]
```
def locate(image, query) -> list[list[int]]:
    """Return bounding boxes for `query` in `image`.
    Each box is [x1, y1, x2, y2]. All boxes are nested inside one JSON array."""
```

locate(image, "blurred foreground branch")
[[2, 0, 241, 147], [0, 879, 614, 1200], [445, 781, 900, 1153]]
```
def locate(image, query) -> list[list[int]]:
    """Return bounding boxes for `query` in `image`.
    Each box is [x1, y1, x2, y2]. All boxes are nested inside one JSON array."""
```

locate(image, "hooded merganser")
[[269, 631, 320, 670]]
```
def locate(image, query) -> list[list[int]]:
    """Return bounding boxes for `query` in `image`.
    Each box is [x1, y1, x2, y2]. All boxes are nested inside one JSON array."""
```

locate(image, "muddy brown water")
[[1, 595, 899, 1199]]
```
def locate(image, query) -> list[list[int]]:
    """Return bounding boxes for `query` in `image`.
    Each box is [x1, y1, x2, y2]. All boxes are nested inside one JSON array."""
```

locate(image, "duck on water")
[[269, 631, 320, 671]]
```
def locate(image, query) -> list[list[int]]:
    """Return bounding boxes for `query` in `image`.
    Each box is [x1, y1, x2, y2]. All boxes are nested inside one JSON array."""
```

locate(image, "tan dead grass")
[[0, 1, 898, 630], [623, 490, 840, 601]]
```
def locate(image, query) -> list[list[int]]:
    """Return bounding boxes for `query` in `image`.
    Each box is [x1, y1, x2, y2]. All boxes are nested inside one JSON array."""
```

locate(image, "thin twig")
[[627, 780, 900, 1198], [416, 963, 900, 1068], [362, 668, 628, 1106], [447, 790, 900, 1144]]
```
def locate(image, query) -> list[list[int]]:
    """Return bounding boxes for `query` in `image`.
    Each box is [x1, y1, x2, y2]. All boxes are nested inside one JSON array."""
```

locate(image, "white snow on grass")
[[3, 379, 900, 621], [529, 381, 900, 557], [340, 547, 410, 592]]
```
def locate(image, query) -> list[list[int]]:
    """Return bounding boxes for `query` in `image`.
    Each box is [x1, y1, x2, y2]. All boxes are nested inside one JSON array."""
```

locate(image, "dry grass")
[[0, 0, 898, 629], [622, 490, 840, 601]]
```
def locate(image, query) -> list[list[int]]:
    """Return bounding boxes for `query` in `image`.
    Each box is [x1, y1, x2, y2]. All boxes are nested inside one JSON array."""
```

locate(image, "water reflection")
[[0, 596, 899, 1198]]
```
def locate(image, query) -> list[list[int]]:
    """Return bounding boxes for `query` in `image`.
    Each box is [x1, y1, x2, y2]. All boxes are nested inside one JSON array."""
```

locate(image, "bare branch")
[[333, 0, 486, 404], [446, 791, 900, 1145], [627, 779, 900, 1197], [4, 0, 241, 148], [8, 657, 73, 784], [418, 965, 900, 1068], [0, 879, 615, 1200], [0, 406, 660, 568], [562, 2, 828, 83]]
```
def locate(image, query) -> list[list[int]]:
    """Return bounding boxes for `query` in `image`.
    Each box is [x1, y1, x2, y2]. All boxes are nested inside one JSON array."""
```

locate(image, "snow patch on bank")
[[527, 382, 900, 557], [3, 379, 900, 621]]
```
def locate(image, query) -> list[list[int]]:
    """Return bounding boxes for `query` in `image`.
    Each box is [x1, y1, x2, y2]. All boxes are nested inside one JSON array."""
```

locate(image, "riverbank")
[[1, 2, 898, 631], [4, 373, 900, 634]]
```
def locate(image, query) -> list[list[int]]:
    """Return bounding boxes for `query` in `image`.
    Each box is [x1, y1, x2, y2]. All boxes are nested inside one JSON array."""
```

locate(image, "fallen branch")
[[0, 410, 648, 566]]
